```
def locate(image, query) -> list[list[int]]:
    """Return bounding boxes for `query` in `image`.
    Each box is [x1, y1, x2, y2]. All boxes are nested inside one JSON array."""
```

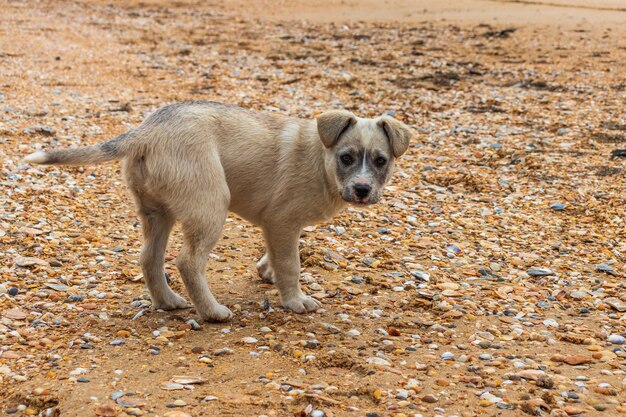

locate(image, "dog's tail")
[[23, 131, 134, 166]]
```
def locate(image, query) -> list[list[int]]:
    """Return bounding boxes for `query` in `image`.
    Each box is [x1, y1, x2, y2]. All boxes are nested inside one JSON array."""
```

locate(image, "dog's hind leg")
[[170, 157, 233, 323], [137, 202, 189, 311], [177, 207, 232, 322]]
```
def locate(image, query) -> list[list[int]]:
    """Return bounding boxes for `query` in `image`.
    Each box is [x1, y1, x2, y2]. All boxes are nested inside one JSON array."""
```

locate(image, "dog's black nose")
[[354, 184, 371, 198]]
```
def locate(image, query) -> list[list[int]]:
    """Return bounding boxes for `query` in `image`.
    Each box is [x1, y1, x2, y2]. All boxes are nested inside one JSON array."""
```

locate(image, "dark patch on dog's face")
[[325, 118, 395, 205]]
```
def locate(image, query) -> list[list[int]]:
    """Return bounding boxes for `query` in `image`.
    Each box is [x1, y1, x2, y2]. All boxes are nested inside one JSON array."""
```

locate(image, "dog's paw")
[[281, 294, 321, 314], [256, 254, 275, 283], [199, 304, 233, 323], [152, 293, 190, 310]]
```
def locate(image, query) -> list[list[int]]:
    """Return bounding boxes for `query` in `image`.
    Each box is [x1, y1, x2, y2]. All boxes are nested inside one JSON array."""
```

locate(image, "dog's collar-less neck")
[[315, 133, 344, 209]]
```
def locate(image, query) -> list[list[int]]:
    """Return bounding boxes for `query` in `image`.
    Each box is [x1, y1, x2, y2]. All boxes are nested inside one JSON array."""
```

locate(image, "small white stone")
[[396, 389, 410, 400], [69, 367, 88, 375], [366, 357, 391, 366], [406, 215, 419, 226], [480, 392, 502, 403], [490, 262, 501, 272], [242, 337, 258, 344], [543, 319, 559, 328]]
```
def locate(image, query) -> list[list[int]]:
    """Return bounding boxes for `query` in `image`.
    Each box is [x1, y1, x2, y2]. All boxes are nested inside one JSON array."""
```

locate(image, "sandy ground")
[[1, 0, 626, 417], [223, 0, 626, 27]]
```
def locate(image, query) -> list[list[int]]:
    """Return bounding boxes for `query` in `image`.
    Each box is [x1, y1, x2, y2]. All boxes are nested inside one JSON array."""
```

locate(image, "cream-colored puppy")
[[24, 101, 412, 322]]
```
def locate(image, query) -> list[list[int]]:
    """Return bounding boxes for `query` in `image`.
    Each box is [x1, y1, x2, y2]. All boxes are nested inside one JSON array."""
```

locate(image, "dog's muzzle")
[[342, 184, 377, 205]]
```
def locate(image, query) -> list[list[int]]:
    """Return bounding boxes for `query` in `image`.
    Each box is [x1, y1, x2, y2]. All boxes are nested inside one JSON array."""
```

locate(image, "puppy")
[[24, 101, 412, 322]]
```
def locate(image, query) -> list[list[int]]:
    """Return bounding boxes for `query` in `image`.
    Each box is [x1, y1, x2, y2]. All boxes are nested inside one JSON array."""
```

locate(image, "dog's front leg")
[[256, 252, 275, 283], [263, 226, 321, 313]]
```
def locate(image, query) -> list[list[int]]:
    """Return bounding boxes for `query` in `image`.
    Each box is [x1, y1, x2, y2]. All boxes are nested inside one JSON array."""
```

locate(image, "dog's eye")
[[375, 157, 387, 167], [340, 154, 354, 165]]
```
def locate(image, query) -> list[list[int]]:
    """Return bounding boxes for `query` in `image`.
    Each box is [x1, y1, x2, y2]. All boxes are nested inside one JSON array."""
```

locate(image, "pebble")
[[543, 319, 559, 327], [563, 406, 587, 415], [163, 412, 192, 417], [111, 392, 125, 401], [608, 334, 625, 345], [396, 389, 410, 400], [214, 348, 234, 356], [552, 354, 593, 365], [186, 319, 202, 330], [596, 264, 616, 274], [441, 352, 454, 360], [516, 370, 545, 380], [406, 215, 418, 226], [95, 406, 117, 417], [8, 287, 18, 296], [242, 337, 258, 344], [351, 276, 365, 284], [528, 268, 555, 276], [421, 394, 438, 403], [367, 357, 391, 367], [480, 392, 502, 403], [604, 297, 626, 312], [595, 386, 618, 395], [410, 270, 430, 282], [310, 411, 325, 417]]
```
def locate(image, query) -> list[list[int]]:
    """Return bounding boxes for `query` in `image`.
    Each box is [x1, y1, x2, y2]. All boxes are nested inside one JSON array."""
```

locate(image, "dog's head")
[[317, 110, 412, 205]]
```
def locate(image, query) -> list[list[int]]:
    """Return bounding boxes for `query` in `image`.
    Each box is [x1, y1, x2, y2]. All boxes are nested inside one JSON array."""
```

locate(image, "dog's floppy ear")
[[378, 116, 412, 157], [317, 110, 356, 148]]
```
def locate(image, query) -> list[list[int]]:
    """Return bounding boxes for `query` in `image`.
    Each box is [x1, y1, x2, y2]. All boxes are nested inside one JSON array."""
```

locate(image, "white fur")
[[278, 121, 300, 163], [23, 151, 47, 164]]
